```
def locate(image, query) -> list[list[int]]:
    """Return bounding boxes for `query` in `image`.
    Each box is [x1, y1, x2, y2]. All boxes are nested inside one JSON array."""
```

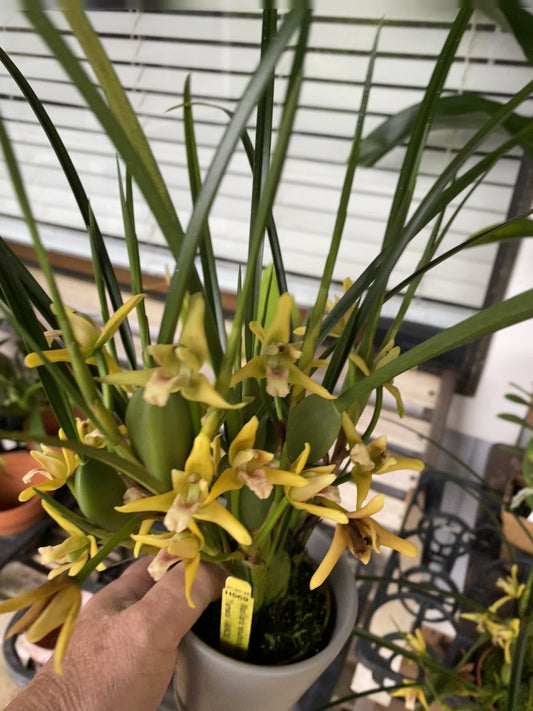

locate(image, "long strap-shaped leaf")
[[157, 7, 306, 346], [322, 10, 472, 392], [171, 97, 288, 297], [183, 76, 226, 352], [299, 23, 381, 372], [245, 9, 277, 361], [60, 3, 178, 227], [214, 13, 311, 401], [23, 3, 223, 359], [335, 288, 533, 413], [0, 46, 138, 369], [0, 235, 55, 326], [358, 93, 533, 167], [380, 8, 472, 252], [386, 211, 533, 302], [404, 78, 533, 245], [22, 4, 184, 257], [0, 111, 135, 458], [323, 34, 533, 348]]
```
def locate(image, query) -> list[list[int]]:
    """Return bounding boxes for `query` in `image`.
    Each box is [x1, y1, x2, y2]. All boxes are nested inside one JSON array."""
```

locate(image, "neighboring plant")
[[390, 564, 533, 710], [0, 323, 44, 419], [0, 3, 532, 674], [499, 384, 533, 513]]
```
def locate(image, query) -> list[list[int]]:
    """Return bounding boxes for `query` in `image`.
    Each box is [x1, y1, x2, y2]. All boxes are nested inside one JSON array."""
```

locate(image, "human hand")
[[6, 558, 225, 711]]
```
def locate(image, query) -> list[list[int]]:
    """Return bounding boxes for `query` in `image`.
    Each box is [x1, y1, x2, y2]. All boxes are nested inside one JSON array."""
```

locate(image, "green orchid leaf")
[[403, 79, 533, 246], [498, 413, 531, 427], [169, 98, 288, 298], [504, 393, 533, 407], [505, 616, 533, 711], [183, 75, 226, 357], [158, 7, 306, 348], [245, 9, 277, 362], [359, 93, 533, 167], [59, 2, 183, 243], [323, 10, 473, 394], [386, 210, 533, 302], [117, 164, 151, 364], [465, 218, 533, 247], [300, 23, 381, 373], [498, 0, 533, 64], [0, 46, 138, 370], [336, 289, 533, 413]]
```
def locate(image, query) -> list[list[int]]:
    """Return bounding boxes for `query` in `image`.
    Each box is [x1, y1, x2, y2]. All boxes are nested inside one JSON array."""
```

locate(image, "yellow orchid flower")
[[391, 681, 429, 710], [132, 520, 206, 607], [38, 500, 105, 578], [206, 416, 307, 502], [342, 413, 424, 508], [489, 564, 525, 613], [76, 417, 126, 448], [0, 575, 81, 673], [231, 293, 334, 400], [284, 444, 349, 524], [461, 611, 520, 665], [117, 431, 251, 546], [310, 494, 417, 589], [19, 430, 80, 502], [99, 293, 243, 410], [349, 340, 406, 417], [24, 295, 143, 369], [325, 277, 355, 338], [405, 628, 427, 655]]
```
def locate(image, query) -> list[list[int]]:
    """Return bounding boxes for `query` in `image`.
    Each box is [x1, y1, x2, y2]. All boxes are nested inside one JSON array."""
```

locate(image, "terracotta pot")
[[0, 450, 47, 535], [174, 528, 358, 711]]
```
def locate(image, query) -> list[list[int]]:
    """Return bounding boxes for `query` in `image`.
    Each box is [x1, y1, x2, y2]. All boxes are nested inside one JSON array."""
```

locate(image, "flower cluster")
[[0, 288, 423, 669]]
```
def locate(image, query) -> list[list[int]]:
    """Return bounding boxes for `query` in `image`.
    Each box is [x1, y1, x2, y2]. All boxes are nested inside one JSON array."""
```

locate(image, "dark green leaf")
[[336, 289, 533, 413], [0, 46, 138, 369], [359, 93, 533, 167]]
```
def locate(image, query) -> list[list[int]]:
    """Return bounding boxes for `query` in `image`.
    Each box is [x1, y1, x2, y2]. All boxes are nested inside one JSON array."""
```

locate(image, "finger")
[[84, 557, 156, 615], [133, 562, 225, 642]]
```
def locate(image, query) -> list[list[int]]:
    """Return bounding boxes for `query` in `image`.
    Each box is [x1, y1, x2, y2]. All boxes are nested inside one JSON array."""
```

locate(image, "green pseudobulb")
[[125, 388, 194, 489], [75, 459, 135, 530], [286, 394, 341, 463]]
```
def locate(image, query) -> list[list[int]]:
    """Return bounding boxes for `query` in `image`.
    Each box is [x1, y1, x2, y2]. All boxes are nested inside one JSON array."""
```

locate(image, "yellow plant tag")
[[219, 576, 253, 657]]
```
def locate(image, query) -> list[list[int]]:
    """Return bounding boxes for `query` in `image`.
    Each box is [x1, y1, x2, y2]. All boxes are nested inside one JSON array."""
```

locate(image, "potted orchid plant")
[[0, 4, 532, 708]]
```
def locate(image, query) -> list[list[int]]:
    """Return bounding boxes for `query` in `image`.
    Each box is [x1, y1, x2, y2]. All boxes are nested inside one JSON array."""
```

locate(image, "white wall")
[[447, 238, 533, 445]]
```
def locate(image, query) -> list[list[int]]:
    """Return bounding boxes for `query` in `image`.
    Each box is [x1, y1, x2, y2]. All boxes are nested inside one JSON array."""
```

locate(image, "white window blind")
[[0, 2, 531, 330]]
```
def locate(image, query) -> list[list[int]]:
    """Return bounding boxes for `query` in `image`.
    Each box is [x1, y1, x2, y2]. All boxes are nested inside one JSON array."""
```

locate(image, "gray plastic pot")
[[174, 527, 358, 711]]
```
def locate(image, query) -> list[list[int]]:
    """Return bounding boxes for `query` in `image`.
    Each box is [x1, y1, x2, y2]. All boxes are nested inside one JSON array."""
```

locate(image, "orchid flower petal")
[[310, 525, 349, 590], [184, 432, 214, 483], [179, 292, 208, 364], [230, 357, 266, 388], [264, 293, 293, 344], [183, 374, 246, 410], [194, 500, 251, 546], [116, 491, 176, 514], [286, 364, 335, 400], [229, 417, 259, 462], [291, 499, 349, 524], [94, 294, 145, 349], [203, 468, 242, 505]]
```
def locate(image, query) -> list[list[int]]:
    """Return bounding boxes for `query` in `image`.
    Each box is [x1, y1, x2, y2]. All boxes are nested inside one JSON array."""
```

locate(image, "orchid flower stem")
[[94, 349, 112, 411], [74, 514, 144, 581], [250, 497, 289, 553], [361, 387, 383, 442]]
